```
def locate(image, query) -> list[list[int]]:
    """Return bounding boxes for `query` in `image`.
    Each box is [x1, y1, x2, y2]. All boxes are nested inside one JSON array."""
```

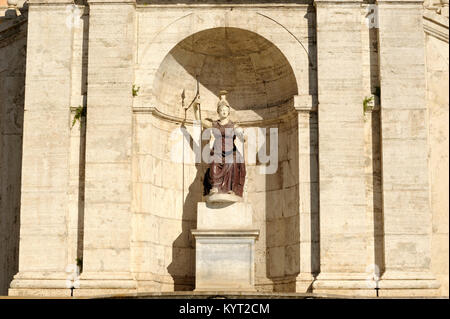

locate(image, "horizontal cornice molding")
[[132, 106, 298, 127], [423, 10, 449, 43]]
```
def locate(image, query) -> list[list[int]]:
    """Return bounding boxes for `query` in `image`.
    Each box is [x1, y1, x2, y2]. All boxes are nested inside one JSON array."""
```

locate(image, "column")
[[294, 95, 320, 293], [376, 0, 439, 296], [312, 0, 373, 296], [9, 0, 75, 297], [76, 0, 136, 296]]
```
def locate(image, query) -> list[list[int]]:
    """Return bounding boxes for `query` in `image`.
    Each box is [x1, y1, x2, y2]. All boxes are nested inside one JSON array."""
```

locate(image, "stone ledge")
[[132, 105, 296, 127], [84, 291, 339, 299], [76, 272, 137, 289], [192, 230, 260, 238], [8, 288, 72, 297]]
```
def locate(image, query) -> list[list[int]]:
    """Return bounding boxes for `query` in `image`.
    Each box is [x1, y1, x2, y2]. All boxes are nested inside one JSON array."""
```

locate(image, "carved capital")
[[293, 95, 318, 112]]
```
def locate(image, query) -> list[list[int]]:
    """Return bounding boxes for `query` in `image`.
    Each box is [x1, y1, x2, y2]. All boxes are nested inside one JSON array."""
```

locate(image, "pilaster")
[[293, 95, 319, 293], [312, 0, 375, 296], [376, 0, 440, 296], [74, 0, 137, 296], [9, 0, 76, 297]]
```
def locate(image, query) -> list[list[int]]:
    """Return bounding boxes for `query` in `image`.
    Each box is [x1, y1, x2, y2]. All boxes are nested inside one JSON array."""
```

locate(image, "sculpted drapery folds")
[[189, 91, 246, 197]]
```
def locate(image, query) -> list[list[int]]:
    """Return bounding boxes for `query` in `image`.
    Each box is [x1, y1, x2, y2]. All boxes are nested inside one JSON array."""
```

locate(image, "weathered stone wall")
[[424, 11, 449, 296], [0, 14, 26, 296], [132, 114, 199, 291], [132, 111, 303, 292], [3, 0, 448, 297], [130, 4, 313, 292]]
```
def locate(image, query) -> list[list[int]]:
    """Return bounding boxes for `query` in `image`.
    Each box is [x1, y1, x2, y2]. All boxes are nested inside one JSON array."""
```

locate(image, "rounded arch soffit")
[[153, 27, 299, 120]]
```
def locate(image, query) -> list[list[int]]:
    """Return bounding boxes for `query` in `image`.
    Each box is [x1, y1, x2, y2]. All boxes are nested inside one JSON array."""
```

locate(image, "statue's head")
[[217, 90, 230, 119]]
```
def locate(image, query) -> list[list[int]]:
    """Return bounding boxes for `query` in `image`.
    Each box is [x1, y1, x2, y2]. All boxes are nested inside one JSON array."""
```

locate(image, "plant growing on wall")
[[132, 84, 140, 97], [71, 105, 86, 128], [363, 96, 375, 113]]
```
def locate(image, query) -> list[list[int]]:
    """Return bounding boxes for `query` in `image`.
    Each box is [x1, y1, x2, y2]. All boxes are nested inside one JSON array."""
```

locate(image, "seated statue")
[[190, 90, 246, 198]]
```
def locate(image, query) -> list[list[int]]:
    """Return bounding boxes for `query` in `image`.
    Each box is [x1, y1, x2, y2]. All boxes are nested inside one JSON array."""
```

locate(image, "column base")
[[72, 288, 137, 297], [377, 271, 441, 297], [73, 272, 137, 297], [77, 271, 136, 289], [312, 271, 441, 297], [312, 272, 378, 297], [9, 288, 72, 297], [8, 271, 73, 297]]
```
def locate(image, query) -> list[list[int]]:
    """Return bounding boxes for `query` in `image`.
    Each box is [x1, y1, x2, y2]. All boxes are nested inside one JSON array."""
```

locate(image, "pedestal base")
[[8, 271, 73, 297], [192, 230, 259, 292], [312, 271, 441, 297], [71, 272, 137, 296]]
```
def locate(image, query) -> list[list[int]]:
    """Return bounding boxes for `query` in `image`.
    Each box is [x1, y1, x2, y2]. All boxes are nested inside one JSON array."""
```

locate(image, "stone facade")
[[0, 0, 448, 297]]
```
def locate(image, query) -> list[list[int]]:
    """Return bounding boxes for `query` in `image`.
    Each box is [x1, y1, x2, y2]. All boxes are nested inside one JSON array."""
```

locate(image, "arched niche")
[[132, 25, 302, 292], [152, 27, 298, 122]]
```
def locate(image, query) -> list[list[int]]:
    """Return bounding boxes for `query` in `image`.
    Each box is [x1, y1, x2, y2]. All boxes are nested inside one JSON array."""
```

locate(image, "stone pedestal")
[[192, 202, 259, 292]]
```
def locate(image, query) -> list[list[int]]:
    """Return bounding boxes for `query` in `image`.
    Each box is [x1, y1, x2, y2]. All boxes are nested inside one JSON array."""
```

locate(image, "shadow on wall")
[[167, 123, 207, 290], [0, 16, 27, 295]]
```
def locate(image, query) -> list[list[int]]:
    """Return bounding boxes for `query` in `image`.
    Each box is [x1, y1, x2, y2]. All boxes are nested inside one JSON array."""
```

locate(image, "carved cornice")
[[423, 9, 449, 42], [132, 106, 297, 127]]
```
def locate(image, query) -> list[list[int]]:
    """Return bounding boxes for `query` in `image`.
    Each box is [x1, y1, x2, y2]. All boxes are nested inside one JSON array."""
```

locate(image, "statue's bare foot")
[[210, 187, 219, 194]]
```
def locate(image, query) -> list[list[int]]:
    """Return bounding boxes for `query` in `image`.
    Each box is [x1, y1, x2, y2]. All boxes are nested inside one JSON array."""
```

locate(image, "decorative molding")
[[423, 10, 449, 42], [132, 106, 298, 127], [293, 94, 318, 112], [136, 2, 311, 9]]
